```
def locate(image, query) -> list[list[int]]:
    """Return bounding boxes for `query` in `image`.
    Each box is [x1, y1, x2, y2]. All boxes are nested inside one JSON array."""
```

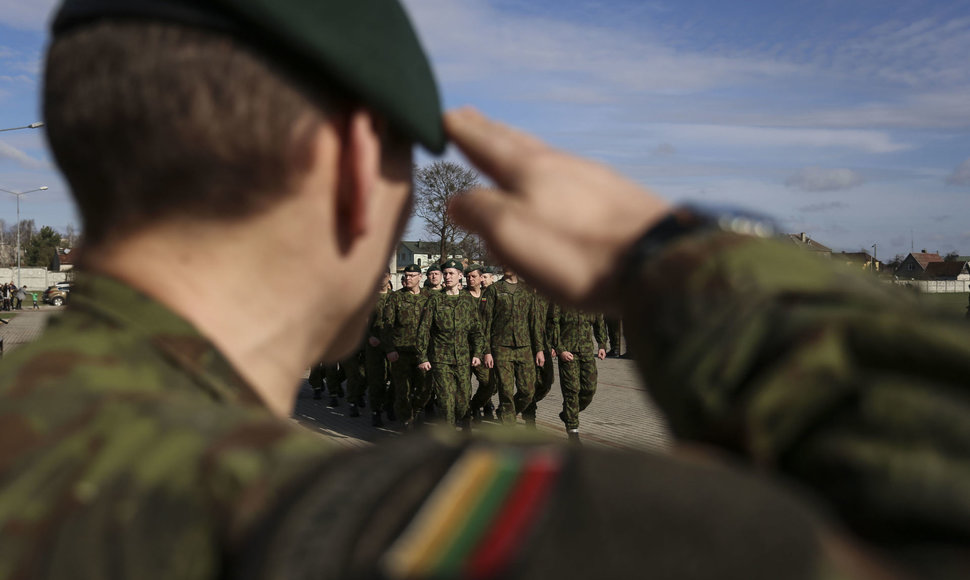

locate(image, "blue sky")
[[1, 0, 968, 259]]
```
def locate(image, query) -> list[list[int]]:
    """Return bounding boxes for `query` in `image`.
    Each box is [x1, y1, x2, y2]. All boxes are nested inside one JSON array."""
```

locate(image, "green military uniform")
[[553, 305, 608, 431], [366, 289, 394, 423], [482, 278, 544, 423], [465, 285, 494, 418], [381, 287, 431, 426], [0, 275, 334, 578], [522, 292, 556, 424], [340, 350, 366, 412], [416, 291, 484, 426]]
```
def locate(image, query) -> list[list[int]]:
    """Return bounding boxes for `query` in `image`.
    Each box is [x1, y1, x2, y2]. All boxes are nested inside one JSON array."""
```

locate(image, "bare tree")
[[413, 161, 480, 263]]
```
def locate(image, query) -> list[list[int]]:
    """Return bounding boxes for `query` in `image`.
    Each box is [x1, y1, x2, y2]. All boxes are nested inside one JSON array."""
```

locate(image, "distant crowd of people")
[[310, 261, 620, 441], [0, 284, 34, 311]]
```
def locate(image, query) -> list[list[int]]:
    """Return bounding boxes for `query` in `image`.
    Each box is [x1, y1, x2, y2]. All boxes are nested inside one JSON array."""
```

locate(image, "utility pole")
[[871, 243, 878, 274]]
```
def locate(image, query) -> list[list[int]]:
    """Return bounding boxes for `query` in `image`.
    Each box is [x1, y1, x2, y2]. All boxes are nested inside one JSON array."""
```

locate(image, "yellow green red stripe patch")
[[381, 446, 563, 579]]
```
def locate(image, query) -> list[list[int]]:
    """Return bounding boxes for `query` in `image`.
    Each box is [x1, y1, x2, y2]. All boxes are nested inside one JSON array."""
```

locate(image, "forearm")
[[621, 231, 970, 546]]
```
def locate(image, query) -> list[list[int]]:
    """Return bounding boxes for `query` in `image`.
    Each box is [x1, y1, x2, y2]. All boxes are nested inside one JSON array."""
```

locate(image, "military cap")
[[464, 263, 484, 275], [51, 0, 445, 153], [402, 264, 421, 273], [441, 259, 462, 271], [426, 264, 442, 273]]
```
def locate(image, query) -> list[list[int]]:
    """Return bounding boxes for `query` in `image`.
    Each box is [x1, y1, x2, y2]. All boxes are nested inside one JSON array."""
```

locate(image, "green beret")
[[403, 264, 420, 273], [425, 264, 441, 273], [464, 263, 484, 275], [441, 259, 462, 271], [52, 0, 445, 154]]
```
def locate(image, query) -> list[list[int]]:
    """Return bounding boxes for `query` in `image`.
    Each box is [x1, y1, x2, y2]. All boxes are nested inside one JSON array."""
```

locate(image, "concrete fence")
[[896, 280, 970, 293], [0, 268, 70, 292]]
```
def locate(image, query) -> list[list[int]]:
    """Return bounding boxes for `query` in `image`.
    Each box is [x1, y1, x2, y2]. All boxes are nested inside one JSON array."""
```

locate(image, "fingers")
[[444, 107, 546, 191]]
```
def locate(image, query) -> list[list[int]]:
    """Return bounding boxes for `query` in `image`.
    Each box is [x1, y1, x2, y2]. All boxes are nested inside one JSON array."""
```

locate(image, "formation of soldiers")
[[309, 260, 609, 440]]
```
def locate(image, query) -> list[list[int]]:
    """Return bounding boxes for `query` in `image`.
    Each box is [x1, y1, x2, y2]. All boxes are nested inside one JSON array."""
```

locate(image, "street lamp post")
[[0, 186, 49, 286], [0, 122, 44, 133]]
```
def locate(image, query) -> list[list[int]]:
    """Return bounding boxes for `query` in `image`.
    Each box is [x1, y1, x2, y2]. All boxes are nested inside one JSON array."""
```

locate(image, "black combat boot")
[[567, 429, 581, 443], [372, 411, 383, 427], [386, 406, 396, 422], [349, 403, 360, 417], [523, 415, 537, 430], [312, 389, 322, 400], [328, 396, 339, 408]]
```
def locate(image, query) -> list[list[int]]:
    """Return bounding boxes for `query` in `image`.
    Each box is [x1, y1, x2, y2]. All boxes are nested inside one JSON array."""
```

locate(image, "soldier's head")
[[402, 265, 422, 291], [44, 0, 444, 361], [503, 266, 517, 279], [465, 264, 484, 290], [441, 259, 462, 291], [482, 268, 495, 287], [426, 264, 443, 287]]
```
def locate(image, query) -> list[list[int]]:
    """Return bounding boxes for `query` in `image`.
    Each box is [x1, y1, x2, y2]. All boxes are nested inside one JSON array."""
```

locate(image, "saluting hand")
[[445, 108, 670, 313]]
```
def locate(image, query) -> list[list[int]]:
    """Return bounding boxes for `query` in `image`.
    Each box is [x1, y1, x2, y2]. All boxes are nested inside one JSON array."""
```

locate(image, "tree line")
[[413, 160, 487, 264], [0, 220, 78, 268]]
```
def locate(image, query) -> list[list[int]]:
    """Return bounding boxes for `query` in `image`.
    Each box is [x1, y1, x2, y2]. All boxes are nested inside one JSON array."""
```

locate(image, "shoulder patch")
[[381, 446, 563, 579]]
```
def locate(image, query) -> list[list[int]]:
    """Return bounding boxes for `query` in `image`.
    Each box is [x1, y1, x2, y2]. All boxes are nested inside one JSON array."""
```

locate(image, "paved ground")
[[2, 309, 672, 452], [293, 357, 672, 452], [0, 308, 56, 356]]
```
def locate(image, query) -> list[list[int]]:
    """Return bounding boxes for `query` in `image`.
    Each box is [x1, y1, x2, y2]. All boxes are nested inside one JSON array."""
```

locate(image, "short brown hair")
[[44, 21, 329, 246]]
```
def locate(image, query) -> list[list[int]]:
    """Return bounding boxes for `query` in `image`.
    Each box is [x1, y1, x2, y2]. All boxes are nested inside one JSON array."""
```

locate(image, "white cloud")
[[402, 0, 801, 99], [946, 158, 970, 186], [786, 168, 866, 192], [0, 0, 58, 31], [660, 125, 907, 154], [0, 142, 51, 171]]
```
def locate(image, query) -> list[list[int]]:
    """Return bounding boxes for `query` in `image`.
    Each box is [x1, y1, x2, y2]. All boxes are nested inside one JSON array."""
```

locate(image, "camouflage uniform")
[[366, 290, 393, 414], [482, 279, 544, 423], [0, 275, 333, 579], [416, 292, 484, 426], [522, 292, 556, 423], [465, 286, 493, 416], [553, 305, 608, 430], [381, 288, 431, 424], [341, 349, 366, 407]]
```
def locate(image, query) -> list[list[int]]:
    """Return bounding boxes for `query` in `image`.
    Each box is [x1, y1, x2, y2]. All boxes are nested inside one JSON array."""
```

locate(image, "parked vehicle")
[[43, 283, 72, 307]]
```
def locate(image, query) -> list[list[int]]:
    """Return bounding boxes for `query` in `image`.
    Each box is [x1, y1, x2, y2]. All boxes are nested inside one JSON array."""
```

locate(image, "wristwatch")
[[622, 203, 779, 280]]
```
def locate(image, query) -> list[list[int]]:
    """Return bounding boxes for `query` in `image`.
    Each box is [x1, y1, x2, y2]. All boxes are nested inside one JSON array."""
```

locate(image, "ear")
[[335, 109, 381, 252]]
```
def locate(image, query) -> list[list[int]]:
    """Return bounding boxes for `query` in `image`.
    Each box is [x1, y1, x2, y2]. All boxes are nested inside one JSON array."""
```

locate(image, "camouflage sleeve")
[[622, 231, 970, 561], [481, 285, 496, 356], [593, 314, 608, 352], [380, 292, 397, 354], [549, 303, 561, 353], [529, 293, 544, 355], [467, 296, 484, 361], [415, 293, 437, 365]]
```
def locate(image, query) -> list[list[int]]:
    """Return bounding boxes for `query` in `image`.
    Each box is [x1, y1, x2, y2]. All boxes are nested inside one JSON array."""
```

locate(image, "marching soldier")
[[522, 290, 557, 429], [381, 264, 432, 429], [416, 259, 483, 427], [553, 305, 609, 441], [482, 266, 545, 424], [367, 271, 395, 426], [465, 264, 496, 421]]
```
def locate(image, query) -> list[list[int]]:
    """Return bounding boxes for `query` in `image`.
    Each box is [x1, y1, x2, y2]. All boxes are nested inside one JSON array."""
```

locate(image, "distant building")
[[395, 241, 463, 271], [896, 251, 943, 279], [50, 248, 76, 272], [921, 260, 970, 281], [836, 251, 882, 272], [784, 233, 832, 257]]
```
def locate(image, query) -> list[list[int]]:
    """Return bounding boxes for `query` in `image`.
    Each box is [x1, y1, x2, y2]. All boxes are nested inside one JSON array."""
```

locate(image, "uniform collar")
[[64, 273, 267, 409]]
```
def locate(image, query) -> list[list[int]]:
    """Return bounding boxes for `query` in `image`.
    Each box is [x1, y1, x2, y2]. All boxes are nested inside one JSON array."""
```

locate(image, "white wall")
[[896, 280, 970, 293], [0, 268, 69, 291]]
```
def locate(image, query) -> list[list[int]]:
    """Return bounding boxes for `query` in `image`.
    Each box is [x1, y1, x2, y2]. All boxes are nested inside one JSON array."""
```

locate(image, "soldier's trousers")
[[493, 345, 536, 424], [469, 365, 493, 412], [324, 364, 345, 397], [558, 354, 598, 429], [365, 343, 392, 411], [342, 351, 366, 405], [390, 351, 428, 424], [606, 318, 622, 355], [522, 352, 555, 419], [430, 362, 472, 426]]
